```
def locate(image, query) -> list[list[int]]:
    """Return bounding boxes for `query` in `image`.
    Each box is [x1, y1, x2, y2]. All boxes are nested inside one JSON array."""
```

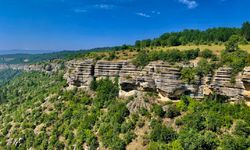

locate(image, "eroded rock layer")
[[65, 59, 250, 101]]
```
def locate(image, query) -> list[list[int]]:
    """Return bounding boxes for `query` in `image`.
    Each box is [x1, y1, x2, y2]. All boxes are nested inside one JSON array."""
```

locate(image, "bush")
[[182, 113, 206, 131], [221, 49, 249, 76], [200, 49, 214, 58], [133, 50, 149, 67], [225, 35, 240, 52], [182, 48, 200, 61], [175, 118, 184, 126], [181, 67, 196, 84], [179, 129, 216, 150], [165, 105, 181, 118], [94, 78, 119, 107], [123, 131, 136, 145], [220, 134, 250, 150], [133, 49, 200, 67], [167, 140, 184, 150], [150, 120, 177, 143], [152, 104, 165, 117], [90, 79, 98, 91], [147, 142, 168, 150], [195, 58, 214, 77], [233, 120, 250, 137]]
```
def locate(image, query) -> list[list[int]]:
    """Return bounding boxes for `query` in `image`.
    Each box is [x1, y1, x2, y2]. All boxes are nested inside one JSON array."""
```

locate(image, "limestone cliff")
[[0, 63, 60, 73], [65, 59, 250, 102]]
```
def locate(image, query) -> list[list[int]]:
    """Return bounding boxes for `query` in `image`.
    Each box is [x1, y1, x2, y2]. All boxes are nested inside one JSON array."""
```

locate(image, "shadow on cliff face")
[[120, 83, 138, 92]]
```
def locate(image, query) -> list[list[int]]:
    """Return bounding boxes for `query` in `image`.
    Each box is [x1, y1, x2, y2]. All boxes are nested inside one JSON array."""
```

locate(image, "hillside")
[[0, 70, 250, 149], [0, 69, 21, 86], [1, 23, 250, 150]]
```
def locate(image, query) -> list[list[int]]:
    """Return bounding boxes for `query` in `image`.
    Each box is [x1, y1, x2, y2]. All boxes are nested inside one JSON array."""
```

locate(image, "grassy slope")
[[157, 44, 250, 54], [80, 44, 250, 61]]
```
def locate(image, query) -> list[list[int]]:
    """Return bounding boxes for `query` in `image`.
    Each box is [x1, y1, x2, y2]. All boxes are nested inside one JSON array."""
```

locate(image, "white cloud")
[[74, 8, 87, 13], [94, 4, 116, 10], [179, 0, 198, 9], [136, 12, 151, 18], [151, 11, 161, 15]]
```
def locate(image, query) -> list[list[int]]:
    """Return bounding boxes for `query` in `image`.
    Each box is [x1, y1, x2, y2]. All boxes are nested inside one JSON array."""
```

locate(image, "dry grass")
[[145, 44, 250, 55], [81, 44, 250, 61]]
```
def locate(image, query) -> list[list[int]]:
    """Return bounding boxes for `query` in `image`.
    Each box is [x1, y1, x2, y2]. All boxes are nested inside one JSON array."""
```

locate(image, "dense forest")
[[0, 71, 249, 149], [135, 22, 250, 48]]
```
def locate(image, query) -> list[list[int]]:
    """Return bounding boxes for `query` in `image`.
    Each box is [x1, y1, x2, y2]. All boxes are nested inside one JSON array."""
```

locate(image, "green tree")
[[181, 67, 196, 84], [195, 59, 213, 77], [225, 35, 240, 52], [152, 104, 165, 117], [150, 120, 177, 143], [200, 49, 214, 58], [165, 105, 181, 119], [242, 21, 250, 41], [133, 50, 149, 67]]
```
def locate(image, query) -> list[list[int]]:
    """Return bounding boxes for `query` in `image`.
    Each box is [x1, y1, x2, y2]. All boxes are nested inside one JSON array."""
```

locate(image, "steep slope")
[[0, 70, 250, 150], [0, 69, 21, 86]]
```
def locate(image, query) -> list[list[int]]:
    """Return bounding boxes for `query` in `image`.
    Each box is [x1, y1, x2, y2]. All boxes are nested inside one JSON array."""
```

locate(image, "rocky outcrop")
[[242, 67, 250, 100], [0, 63, 60, 73], [65, 59, 250, 101], [126, 92, 151, 113], [210, 67, 245, 100], [65, 60, 94, 88]]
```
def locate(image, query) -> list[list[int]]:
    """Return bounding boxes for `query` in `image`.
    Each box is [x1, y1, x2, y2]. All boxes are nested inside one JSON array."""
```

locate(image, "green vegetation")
[[1, 21, 250, 150], [146, 96, 250, 150], [0, 69, 21, 86], [0, 71, 249, 149], [0, 73, 133, 149], [135, 22, 250, 48], [133, 48, 200, 66]]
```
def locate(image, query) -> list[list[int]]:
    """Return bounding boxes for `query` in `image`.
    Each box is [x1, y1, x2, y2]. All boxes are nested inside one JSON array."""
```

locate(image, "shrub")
[[181, 67, 196, 84], [133, 50, 149, 67], [175, 118, 184, 126], [195, 58, 214, 77], [220, 134, 250, 150], [225, 35, 240, 52], [166, 105, 181, 118], [94, 78, 119, 107], [233, 120, 250, 137], [182, 48, 200, 61], [221, 49, 249, 76], [152, 104, 165, 117], [133, 49, 200, 67], [123, 131, 136, 145], [150, 123, 177, 143], [90, 79, 98, 91], [147, 142, 168, 150], [167, 140, 184, 150], [200, 49, 214, 58], [182, 113, 206, 131]]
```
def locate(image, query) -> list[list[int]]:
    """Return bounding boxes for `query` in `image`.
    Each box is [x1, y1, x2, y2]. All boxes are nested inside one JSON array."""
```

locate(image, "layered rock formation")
[[65, 59, 250, 101], [0, 63, 59, 73], [65, 60, 94, 88]]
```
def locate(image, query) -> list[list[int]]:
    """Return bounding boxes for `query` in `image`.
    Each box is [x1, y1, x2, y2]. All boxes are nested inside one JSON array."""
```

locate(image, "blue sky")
[[0, 0, 249, 50]]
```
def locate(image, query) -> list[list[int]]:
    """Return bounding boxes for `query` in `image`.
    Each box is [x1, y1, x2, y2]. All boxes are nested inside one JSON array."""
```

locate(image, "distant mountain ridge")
[[0, 46, 124, 64], [0, 49, 62, 55]]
